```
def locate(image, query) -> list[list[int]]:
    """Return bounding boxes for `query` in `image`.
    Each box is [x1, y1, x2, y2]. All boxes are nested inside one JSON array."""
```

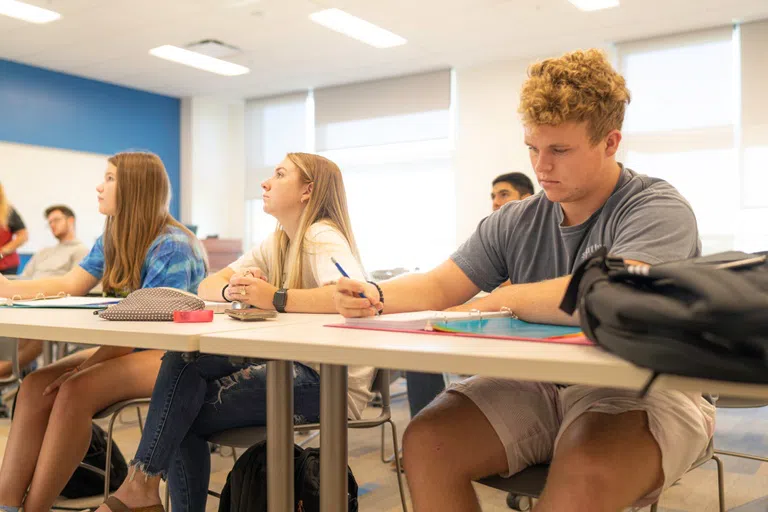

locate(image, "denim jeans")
[[131, 351, 321, 512], [406, 372, 445, 418]]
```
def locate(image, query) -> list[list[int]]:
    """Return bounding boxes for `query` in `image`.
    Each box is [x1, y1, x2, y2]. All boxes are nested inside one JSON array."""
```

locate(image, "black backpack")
[[60, 423, 129, 498], [218, 441, 359, 512], [561, 248, 768, 389]]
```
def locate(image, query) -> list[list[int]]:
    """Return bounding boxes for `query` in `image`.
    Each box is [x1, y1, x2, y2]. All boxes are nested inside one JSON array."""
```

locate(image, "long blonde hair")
[[270, 153, 361, 289], [0, 182, 10, 230], [102, 152, 201, 294]]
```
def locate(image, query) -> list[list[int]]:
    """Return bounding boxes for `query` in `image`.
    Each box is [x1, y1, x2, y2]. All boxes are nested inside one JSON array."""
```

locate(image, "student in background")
[[0, 206, 92, 381], [0, 183, 29, 275], [98, 153, 374, 512], [336, 50, 714, 512], [21, 205, 89, 279], [0, 152, 207, 512], [491, 172, 535, 211]]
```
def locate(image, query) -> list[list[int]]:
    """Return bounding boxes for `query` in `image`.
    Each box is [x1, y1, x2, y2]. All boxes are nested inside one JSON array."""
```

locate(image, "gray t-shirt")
[[452, 165, 701, 291], [21, 239, 90, 279]]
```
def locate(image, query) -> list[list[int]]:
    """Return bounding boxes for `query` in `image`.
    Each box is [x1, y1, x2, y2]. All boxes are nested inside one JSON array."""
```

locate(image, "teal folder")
[[431, 317, 583, 340]]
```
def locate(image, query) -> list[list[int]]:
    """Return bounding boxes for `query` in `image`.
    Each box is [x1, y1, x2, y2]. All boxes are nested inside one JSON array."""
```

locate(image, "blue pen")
[[331, 257, 368, 300], [331, 257, 382, 315]]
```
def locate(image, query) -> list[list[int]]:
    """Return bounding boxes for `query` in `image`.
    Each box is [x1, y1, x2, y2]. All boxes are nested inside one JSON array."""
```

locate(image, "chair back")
[[0, 338, 21, 386]]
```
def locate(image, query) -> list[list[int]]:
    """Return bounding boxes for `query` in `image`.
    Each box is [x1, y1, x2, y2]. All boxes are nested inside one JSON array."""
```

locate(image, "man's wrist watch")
[[272, 288, 288, 313]]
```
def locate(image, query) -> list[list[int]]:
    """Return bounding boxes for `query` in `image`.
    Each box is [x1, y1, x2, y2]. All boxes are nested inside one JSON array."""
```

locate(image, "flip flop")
[[101, 496, 165, 512]]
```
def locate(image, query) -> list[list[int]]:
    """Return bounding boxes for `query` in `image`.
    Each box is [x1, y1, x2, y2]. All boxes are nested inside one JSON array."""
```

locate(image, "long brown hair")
[[102, 152, 200, 294], [270, 152, 361, 289], [0, 182, 10, 229]]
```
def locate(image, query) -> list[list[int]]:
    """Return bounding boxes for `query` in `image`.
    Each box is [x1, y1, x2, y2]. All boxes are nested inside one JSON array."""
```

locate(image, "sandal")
[[102, 496, 165, 512]]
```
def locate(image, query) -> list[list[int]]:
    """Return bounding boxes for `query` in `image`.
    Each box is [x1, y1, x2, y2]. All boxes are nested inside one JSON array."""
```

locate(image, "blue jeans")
[[131, 352, 321, 512]]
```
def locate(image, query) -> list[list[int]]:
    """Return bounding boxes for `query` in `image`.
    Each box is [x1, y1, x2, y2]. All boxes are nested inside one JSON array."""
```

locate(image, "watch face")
[[273, 288, 288, 311]]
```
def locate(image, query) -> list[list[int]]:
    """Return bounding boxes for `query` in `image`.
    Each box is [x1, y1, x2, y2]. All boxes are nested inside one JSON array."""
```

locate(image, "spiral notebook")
[[340, 310, 512, 331], [329, 311, 591, 345]]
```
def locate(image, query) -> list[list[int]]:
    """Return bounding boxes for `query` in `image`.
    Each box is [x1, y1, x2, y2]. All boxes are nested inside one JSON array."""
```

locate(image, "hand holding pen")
[[331, 257, 383, 317]]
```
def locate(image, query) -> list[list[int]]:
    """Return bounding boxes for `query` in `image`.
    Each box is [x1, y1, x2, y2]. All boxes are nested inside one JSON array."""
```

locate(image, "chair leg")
[[136, 406, 145, 434], [713, 454, 726, 512], [381, 422, 397, 463], [649, 502, 658, 512], [104, 411, 122, 500], [387, 419, 408, 512]]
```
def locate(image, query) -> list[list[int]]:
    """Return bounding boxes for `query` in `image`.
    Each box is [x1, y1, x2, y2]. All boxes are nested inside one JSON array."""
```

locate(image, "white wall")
[[453, 58, 536, 244], [180, 97, 246, 243], [0, 142, 107, 252]]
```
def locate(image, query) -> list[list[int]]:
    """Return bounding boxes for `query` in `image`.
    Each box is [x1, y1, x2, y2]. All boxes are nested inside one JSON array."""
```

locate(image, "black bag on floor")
[[60, 423, 129, 498], [561, 248, 768, 386], [218, 441, 359, 512]]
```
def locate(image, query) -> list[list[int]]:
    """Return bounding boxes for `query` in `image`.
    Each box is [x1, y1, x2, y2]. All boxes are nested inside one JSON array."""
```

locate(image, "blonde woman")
[[0, 183, 29, 275], [0, 152, 207, 512], [100, 153, 374, 512]]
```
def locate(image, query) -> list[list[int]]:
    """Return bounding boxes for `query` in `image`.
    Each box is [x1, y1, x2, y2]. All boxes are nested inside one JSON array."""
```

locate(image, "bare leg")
[[21, 350, 163, 512], [0, 349, 94, 507], [402, 392, 508, 512], [534, 411, 663, 512], [0, 339, 44, 378]]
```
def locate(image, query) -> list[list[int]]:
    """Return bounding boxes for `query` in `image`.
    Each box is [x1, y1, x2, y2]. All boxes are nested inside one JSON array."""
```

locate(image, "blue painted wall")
[[0, 58, 181, 218]]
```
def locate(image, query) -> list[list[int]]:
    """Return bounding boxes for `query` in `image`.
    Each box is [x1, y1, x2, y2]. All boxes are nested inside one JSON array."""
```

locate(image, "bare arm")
[[43, 344, 136, 395], [1, 229, 28, 255], [197, 267, 236, 301], [334, 259, 481, 317], [450, 275, 578, 326], [281, 285, 343, 313], [451, 259, 650, 326], [78, 346, 135, 370], [0, 266, 99, 299], [227, 276, 349, 313]]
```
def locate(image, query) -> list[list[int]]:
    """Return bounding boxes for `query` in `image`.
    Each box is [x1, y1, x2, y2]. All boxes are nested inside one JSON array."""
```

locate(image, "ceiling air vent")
[[184, 39, 242, 59]]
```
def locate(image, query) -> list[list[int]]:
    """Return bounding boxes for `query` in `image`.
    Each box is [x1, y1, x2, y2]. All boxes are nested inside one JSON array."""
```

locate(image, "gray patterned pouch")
[[98, 287, 205, 321]]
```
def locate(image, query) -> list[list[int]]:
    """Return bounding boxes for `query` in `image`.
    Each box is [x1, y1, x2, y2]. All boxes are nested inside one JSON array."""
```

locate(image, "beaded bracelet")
[[367, 280, 384, 305]]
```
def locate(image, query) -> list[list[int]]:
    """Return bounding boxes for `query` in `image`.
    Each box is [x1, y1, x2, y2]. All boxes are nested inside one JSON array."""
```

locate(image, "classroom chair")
[[0, 338, 22, 388], [208, 369, 409, 512], [713, 396, 768, 463]]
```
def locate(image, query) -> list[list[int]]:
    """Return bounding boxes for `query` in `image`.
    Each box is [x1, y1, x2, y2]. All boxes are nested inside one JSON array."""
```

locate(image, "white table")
[[199, 315, 768, 512], [0, 308, 320, 352]]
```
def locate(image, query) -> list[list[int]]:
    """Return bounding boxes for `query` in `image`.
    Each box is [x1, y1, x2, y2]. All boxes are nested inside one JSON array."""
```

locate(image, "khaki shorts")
[[449, 377, 716, 509]]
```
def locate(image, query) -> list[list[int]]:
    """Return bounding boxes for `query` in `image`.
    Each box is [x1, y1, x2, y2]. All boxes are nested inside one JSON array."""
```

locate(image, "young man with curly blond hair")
[[334, 49, 715, 512]]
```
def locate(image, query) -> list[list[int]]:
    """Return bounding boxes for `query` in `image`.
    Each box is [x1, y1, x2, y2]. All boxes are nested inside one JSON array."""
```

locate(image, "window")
[[315, 71, 455, 273], [244, 92, 311, 249], [322, 141, 454, 272], [618, 27, 739, 254]]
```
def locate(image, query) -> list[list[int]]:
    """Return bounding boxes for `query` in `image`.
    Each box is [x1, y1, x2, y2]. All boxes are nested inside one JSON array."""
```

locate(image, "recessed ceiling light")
[[568, 0, 620, 11], [309, 8, 406, 49], [149, 45, 250, 76], [0, 0, 60, 24]]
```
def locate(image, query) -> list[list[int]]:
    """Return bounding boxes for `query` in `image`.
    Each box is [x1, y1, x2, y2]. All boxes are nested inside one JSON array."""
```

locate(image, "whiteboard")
[[0, 142, 108, 253]]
